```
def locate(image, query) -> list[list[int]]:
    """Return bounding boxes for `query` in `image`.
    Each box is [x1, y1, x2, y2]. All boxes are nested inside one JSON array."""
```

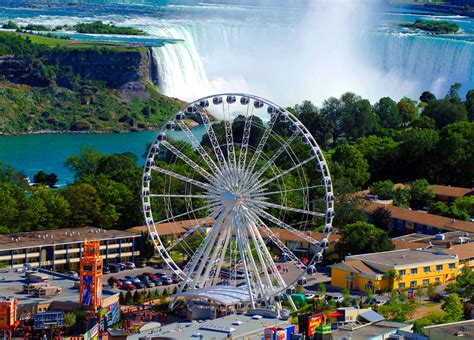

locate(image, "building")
[[392, 232, 474, 270], [430, 184, 474, 205], [331, 249, 459, 292], [363, 201, 474, 235], [0, 227, 140, 270], [267, 227, 340, 256], [127, 218, 214, 243], [0, 270, 119, 322], [423, 320, 474, 339]]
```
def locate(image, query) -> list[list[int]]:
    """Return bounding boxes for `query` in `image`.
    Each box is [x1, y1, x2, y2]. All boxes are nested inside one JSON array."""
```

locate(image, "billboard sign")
[[307, 314, 323, 336], [82, 276, 93, 306]]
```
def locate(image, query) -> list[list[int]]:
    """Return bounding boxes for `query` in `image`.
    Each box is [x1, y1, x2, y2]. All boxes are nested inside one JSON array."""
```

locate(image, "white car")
[[331, 294, 344, 303], [125, 262, 136, 269], [305, 294, 315, 300]]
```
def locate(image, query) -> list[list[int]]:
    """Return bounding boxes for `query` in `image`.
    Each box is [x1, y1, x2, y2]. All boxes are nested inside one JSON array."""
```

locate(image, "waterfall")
[[148, 22, 474, 104], [149, 26, 210, 100]]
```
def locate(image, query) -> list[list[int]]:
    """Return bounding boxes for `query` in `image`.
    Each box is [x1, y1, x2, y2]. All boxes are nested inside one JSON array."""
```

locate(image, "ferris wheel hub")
[[221, 191, 238, 208]]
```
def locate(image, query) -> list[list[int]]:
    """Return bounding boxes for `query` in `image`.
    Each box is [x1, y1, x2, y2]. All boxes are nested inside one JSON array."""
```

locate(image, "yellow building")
[[331, 249, 459, 292]]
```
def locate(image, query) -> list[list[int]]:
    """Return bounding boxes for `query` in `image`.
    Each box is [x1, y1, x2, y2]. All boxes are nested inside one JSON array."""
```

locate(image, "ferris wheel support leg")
[[286, 293, 297, 311], [233, 211, 256, 309], [169, 209, 228, 309]]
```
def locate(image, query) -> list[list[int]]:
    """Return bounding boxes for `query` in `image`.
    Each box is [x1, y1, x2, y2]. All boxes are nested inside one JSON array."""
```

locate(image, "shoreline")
[[0, 129, 155, 137]]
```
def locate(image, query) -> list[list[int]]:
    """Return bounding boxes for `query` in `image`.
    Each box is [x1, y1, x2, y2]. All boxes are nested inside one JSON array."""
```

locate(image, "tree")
[[60, 183, 103, 227], [413, 311, 448, 334], [419, 91, 436, 104], [415, 288, 425, 301], [378, 302, 416, 322], [370, 180, 394, 200], [398, 97, 418, 125], [294, 101, 335, 148], [465, 89, 474, 121], [423, 99, 468, 129], [320, 96, 344, 143], [64, 312, 77, 329], [336, 222, 394, 257], [426, 285, 436, 300], [453, 196, 474, 217], [124, 291, 133, 305], [409, 179, 435, 209], [446, 82, 462, 103], [374, 97, 402, 129], [341, 98, 378, 139], [382, 269, 400, 289], [33, 170, 58, 187], [2, 21, 18, 29], [318, 282, 326, 295], [140, 231, 156, 260], [393, 189, 411, 208], [436, 122, 474, 187], [332, 144, 370, 188], [411, 116, 436, 130], [372, 206, 393, 233], [442, 294, 464, 322]]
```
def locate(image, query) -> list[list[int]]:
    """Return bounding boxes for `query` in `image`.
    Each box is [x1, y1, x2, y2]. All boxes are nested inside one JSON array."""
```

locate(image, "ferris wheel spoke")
[[251, 131, 299, 181], [153, 202, 219, 225], [223, 103, 237, 170], [160, 140, 214, 180], [252, 155, 317, 192], [253, 200, 325, 218], [251, 185, 325, 198], [245, 108, 280, 175], [238, 104, 254, 171], [151, 166, 212, 191], [150, 193, 215, 200], [211, 221, 233, 286], [166, 225, 205, 252], [175, 120, 222, 176], [253, 207, 321, 246], [198, 110, 229, 170], [241, 210, 279, 292], [253, 215, 306, 269]]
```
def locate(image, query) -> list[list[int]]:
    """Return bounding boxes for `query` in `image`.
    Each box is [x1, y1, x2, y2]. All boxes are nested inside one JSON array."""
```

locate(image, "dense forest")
[[0, 84, 472, 241]]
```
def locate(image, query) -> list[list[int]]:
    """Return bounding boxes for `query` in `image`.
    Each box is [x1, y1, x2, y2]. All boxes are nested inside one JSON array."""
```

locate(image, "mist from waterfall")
[[147, 0, 473, 104]]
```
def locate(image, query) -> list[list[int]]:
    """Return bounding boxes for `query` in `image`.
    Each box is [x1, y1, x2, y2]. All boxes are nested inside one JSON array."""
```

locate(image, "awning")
[[174, 286, 251, 306]]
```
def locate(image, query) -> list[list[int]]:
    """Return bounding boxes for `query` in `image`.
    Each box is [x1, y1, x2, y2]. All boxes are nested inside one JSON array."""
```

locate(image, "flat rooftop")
[[424, 319, 474, 338], [128, 314, 289, 340], [332, 320, 410, 340], [347, 249, 457, 267], [0, 227, 139, 251], [0, 269, 116, 306]]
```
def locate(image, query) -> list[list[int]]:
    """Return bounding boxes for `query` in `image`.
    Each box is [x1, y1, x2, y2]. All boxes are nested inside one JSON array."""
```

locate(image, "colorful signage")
[[307, 314, 323, 336]]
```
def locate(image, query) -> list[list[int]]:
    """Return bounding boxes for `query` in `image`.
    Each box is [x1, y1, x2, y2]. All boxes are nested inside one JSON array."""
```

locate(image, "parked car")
[[217, 281, 230, 286], [107, 277, 119, 286], [305, 294, 315, 301], [117, 263, 126, 271], [66, 271, 79, 278], [143, 272, 154, 277], [331, 294, 344, 303], [313, 293, 326, 301], [102, 266, 111, 274], [237, 282, 248, 287], [126, 262, 136, 270], [121, 279, 132, 286], [136, 258, 147, 268], [126, 284, 136, 291], [109, 264, 121, 273], [124, 276, 134, 281], [152, 279, 163, 286], [137, 275, 147, 281], [135, 282, 145, 289], [132, 277, 141, 284], [160, 278, 173, 285], [145, 282, 155, 288]]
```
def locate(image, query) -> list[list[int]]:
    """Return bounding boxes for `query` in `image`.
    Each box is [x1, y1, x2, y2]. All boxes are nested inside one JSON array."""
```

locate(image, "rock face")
[[0, 47, 159, 97]]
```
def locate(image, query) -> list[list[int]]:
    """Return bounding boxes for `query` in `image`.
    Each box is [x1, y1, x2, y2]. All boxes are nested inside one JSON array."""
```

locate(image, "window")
[[398, 282, 405, 289], [449, 263, 456, 270], [399, 269, 406, 276], [424, 266, 430, 273], [436, 265, 443, 271], [422, 279, 429, 286], [435, 277, 440, 284], [410, 280, 417, 288], [410, 268, 418, 275]]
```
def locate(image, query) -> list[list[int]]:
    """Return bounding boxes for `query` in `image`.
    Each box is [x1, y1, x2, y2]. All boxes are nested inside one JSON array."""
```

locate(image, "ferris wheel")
[[141, 93, 334, 310]]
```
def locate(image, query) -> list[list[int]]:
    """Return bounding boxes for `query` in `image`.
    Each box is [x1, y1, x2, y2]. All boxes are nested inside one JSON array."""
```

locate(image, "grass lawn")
[[18, 32, 73, 46]]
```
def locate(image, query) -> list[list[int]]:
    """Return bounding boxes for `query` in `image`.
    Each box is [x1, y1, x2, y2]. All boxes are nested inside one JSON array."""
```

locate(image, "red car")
[[126, 284, 136, 291], [107, 277, 119, 286], [143, 272, 153, 277]]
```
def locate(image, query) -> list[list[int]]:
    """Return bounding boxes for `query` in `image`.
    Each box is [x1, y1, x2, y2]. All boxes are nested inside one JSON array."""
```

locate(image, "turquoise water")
[[0, 126, 207, 186]]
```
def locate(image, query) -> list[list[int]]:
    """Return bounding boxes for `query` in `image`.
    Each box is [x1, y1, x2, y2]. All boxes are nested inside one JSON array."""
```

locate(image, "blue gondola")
[[240, 97, 250, 105], [213, 96, 223, 105], [227, 95, 236, 103]]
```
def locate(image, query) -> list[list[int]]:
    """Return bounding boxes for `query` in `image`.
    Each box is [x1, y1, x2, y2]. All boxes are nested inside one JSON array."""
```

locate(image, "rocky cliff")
[[0, 46, 159, 98]]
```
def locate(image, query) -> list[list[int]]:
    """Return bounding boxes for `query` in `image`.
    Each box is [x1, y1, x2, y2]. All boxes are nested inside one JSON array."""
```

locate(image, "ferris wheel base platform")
[[173, 286, 251, 306]]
